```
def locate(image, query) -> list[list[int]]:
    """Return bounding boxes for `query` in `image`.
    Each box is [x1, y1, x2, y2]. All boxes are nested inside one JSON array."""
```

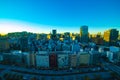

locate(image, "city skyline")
[[0, 19, 119, 35], [0, 0, 120, 34]]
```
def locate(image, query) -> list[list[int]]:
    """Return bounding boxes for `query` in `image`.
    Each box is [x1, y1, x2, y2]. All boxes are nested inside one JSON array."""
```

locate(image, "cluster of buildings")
[[106, 46, 120, 63], [0, 26, 120, 69], [0, 50, 100, 69], [103, 29, 119, 46], [0, 45, 120, 69]]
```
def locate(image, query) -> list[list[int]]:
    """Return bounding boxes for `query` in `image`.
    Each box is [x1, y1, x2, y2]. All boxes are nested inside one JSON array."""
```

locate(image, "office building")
[[36, 54, 49, 68], [77, 52, 90, 66], [51, 29, 57, 40], [107, 51, 117, 63], [52, 29, 57, 35], [89, 51, 101, 65], [80, 25, 89, 43], [104, 29, 119, 46]]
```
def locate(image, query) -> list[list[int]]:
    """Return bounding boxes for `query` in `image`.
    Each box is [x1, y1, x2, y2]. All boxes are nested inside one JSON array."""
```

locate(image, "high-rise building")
[[104, 29, 119, 46], [80, 25, 89, 43], [51, 29, 57, 40], [52, 29, 57, 35]]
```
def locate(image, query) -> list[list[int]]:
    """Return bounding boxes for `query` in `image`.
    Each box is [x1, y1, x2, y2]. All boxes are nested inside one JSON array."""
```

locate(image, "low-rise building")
[[23, 52, 30, 67], [107, 51, 117, 63], [29, 52, 36, 67], [36, 54, 49, 68], [69, 54, 77, 68], [78, 52, 90, 66], [57, 53, 69, 68], [89, 51, 101, 65], [117, 52, 120, 63], [3, 52, 23, 65], [49, 53, 58, 68]]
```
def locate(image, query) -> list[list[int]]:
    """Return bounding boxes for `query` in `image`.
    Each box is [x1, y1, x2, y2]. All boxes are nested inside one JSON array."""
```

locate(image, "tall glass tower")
[[80, 25, 88, 43]]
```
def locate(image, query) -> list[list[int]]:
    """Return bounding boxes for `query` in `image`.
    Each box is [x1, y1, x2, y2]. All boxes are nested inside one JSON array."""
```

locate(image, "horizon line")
[[0, 19, 120, 34]]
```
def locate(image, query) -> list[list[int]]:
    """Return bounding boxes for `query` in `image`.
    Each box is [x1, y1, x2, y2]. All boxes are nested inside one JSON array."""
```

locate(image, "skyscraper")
[[51, 29, 57, 40], [80, 25, 89, 43], [52, 29, 57, 35], [104, 29, 119, 46]]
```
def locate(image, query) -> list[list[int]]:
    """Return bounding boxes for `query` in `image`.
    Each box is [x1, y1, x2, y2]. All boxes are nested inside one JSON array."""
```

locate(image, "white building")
[[36, 54, 49, 68], [107, 51, 117, 62], [98, 47, 104, 53]]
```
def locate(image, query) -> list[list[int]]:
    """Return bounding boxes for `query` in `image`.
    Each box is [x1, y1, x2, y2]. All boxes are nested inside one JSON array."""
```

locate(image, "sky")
[[0, 0, 120, 34]]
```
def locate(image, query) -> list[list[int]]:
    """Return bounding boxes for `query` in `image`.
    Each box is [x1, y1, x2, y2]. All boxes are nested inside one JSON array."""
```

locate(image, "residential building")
[[78, 52, 90, 66], [69, 54, 77, 68], [89, 51, 101, 65], [57, 53, 69, 68], [36, 54, 49, 68]]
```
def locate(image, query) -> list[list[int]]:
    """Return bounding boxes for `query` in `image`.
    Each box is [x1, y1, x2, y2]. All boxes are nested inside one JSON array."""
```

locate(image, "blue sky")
[[0, 0, 120, 33]]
